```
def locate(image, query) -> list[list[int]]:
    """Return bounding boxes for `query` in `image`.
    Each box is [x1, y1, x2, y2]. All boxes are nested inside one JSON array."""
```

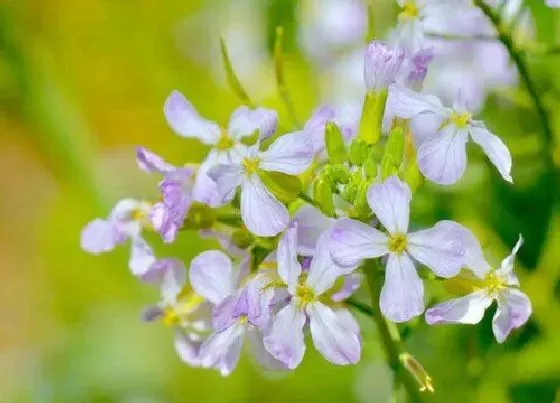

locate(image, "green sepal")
[[325, 121, 348, 164], [313, 179, 336, 217], [258, 170, 302, 204], [358, 91, 388, 145]]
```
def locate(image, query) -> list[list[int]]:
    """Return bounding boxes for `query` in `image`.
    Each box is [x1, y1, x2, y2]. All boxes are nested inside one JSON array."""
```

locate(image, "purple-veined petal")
[[80, 218, 118, 254], [425, 290, 492, 325], [240, 175, 289, 237], [199, 322, 246, 376], [388, 85, 448, 119], [135, 147, 175, 174], [469, 124, 513, 183], [259, 132, 314, 175], [212, 296, 237, 332], [149, 203, 165, 233], [164, 90, 221, 145], [191, 170, 221, 207], [189, 250, 233, 305], [417, 125, 469, 185], [331, 273, 363, 302], [367, 176, 411, 234], [263, 302, 306, 370], [307, 302, 361, 365], [277, 224, 302, 291], [329, 218, 389, 267], [454, 223, 491, 278], [207, 164, 243, 204], [496, 235, 523, 286], [244, 277, 276, 330], [409, 113, 445, 146], [364, 41, 405, 92], [492, 288, 532, 343], [129, 237, 156, 277], [228, 106, 278, 141], [380, 253, 424, 322], [158, 168, 193, 243], [292, 205, 333, 256], [246, 328, 288, 371], [306, 229, 359, 296], [174, 330, 203, 367], [407, 220, 465, 278], [141, 258, 186, 299]]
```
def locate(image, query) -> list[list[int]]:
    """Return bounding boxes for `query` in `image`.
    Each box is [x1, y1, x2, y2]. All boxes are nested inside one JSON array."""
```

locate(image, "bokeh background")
[[1, 0, 559, 402]]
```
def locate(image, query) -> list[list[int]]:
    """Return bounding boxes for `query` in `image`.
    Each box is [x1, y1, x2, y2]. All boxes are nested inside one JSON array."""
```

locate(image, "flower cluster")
[[81, 0, 537, 386]]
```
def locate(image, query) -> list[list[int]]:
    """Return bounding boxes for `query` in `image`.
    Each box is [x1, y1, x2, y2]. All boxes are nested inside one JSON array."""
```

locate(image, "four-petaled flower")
[[329, 176, 465, 322], [264, 225, 362, 368], [389, 86, 513, 185], [208, 133, 313, 237], [426, 229, 532, 343]]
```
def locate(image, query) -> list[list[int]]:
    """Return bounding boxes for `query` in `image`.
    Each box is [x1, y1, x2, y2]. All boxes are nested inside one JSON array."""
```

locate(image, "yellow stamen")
[[450, 111, 472, 129], [388, 233, 408, 254], [295, 284, 316, 307], [482, 272, 506, 296], [242, 157, 261, 175], [398, 1, 419, 22], [216, 131, 234, 150]]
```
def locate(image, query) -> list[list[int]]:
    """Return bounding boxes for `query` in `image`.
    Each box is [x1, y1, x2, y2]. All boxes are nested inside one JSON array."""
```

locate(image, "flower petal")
[[80, 218, 118, 254], [136, 147, 175, 174], [417, 125, 469, 185], [246, 328, 288, 370], [189, 250, 233, 305], [207, 164, 243, 205], [240, 175, 289, 237], [129, 237, 156, 277], [425, 291, 492, 325], [308, 302, 361, 365], [306, 229, 359, 296], [158, 169, 193, 243], [164, 91, 221, 145], [388, 85, 448, 119], [292, 205, 333, 256], [330, 273, 363, 302], [199, 322, 246, 376], [174, 330, 203, 367], [407, 220, 465, 278], [191, 171, 221, 207], [277, 224, 302, 290], [304, 106, 336, 153], [263, 303, 306, 370], [495, 235, 523, 287], [141, 258, 186, 301], [228, 106, 278, 141], [367, 175, 411, 233], [380, 253, 424, 322], [259, 132, 314, 175], [469, 124, 513, 183], [492, 288, 532, 343], [329, 218, 389, 267], [454, 223, 491, 278]]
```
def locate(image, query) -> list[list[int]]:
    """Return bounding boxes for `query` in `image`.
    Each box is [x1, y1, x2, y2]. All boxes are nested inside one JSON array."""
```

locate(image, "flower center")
[[242, 157, 261, 175], [237, 315, 249, 325], [399, 1, 419, 21], [483, 272, 506, 296], [388, 233, 408, 254], [216, 131, 234, 150], [162, 290, 204, 327], [295, 284, 316, 307], [450, 111, 472, 129]]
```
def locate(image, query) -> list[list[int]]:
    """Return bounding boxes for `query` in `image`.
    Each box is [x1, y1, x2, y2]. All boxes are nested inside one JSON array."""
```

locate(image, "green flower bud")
[[325, 121, 348, 164], [325, 164, 350, 185], [349, 138, 369, 166], [358, 91, 388, 145], [381, 127, 405, 179], [183, 203, 218, 229], [313, 179, 335, 217], [231, 228, 254, 249]]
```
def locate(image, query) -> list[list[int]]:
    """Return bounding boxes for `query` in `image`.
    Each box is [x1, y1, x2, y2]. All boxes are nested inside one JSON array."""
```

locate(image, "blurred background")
[[1, 0, 559, 401]]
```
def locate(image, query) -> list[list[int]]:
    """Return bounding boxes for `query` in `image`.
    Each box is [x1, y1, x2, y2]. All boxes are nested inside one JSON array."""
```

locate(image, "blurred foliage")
[[0, 0, 559, 402]]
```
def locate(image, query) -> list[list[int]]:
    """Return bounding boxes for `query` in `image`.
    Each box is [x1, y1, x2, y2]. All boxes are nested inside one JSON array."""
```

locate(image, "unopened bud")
[[400, 352, 434, 393]]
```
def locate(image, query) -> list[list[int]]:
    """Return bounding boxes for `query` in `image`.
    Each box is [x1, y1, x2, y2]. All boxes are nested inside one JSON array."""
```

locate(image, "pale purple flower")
[[141, 258, 212, 366], [364, 41, 406, 92], [264, 225, 362, 368], [208, 134, 313, 237], [80, 198, 156, 276], [136, 147, 219, 242], [192, 251, 282, 375], [292, 205, 334, 256], [389, 86, 513, 185], [404, 48, 435, 89], [329, 176, 465, 322], [426, 230, 531, 343], [164, 91, 278, 169], [546, 0, 560, 7]]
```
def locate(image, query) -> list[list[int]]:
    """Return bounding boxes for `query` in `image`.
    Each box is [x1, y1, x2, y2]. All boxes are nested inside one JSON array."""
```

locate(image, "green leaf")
[[325, 121, 348, 164], [258, 170, 302, 204]]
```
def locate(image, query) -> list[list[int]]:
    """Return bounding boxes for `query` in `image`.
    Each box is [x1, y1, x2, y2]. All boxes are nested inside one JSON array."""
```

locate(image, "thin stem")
[[274, 26, 301, 128], [363, 261, 423, 402], [346, 298, 374, 317], [473, 0, 555, 170]]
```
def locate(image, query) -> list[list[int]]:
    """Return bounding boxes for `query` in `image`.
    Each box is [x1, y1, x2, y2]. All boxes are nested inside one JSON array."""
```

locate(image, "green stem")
[[363, 261, 423, 403], [473, 0, 555, 169], [346, 298, 374, 317]]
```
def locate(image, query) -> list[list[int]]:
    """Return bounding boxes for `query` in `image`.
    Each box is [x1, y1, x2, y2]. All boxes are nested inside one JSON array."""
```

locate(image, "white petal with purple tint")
[[469, 124, 513, 183], [425, 291, 492, 325], [260, 132, 314, 175], [492, 288, 532, 343], [367, 176, 411, 234], [189, 250, 233, 305], [277, 225, 302, 291]]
